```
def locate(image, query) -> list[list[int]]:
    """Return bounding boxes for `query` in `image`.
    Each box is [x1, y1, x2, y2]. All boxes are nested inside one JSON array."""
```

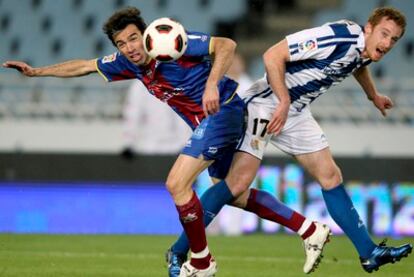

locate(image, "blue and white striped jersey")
[[242, 20, 372, 111]]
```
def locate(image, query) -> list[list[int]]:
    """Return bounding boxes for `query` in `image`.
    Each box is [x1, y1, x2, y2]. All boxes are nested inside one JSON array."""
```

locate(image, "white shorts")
[[238, 86, 329, 159]]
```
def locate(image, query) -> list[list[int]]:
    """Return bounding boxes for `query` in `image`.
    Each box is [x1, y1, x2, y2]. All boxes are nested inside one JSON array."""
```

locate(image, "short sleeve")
[[184, 31, 211, 57], [96, 52, 140, 82], [286, 25, 335, 62]]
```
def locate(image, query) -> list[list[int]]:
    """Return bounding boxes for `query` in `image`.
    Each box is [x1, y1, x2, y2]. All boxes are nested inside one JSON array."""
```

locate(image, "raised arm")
[[2, 59, 97, 78], [353, 66, 393, 116], [263, 39, 291, 134], [203, 37, 237, 116]]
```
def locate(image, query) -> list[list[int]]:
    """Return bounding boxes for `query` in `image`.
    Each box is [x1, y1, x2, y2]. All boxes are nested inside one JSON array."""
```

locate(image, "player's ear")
[[365, 22, 373, 35]]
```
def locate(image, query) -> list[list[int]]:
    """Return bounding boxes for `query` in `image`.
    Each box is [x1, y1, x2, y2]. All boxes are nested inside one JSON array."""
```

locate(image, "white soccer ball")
[[143, 17, 188, 62]]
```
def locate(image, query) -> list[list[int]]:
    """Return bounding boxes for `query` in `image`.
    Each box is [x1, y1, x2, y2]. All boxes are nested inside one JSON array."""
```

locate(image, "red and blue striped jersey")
[[96, 31, 238, 129]]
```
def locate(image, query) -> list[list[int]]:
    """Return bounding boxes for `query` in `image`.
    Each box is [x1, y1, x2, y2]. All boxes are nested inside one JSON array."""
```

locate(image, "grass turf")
[[0, 234, 412, 276]]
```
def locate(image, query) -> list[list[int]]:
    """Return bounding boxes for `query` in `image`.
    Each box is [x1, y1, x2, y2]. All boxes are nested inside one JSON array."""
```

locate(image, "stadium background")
[[0, 0, 413, 239]]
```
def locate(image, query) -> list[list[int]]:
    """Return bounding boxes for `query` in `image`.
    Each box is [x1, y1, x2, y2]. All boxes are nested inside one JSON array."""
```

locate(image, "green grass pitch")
[[0, 234, 412, 276]]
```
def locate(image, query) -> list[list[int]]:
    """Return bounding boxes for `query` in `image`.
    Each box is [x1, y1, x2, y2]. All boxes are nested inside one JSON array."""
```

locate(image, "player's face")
[[363, 17, 403, 62], [113, 24, 150, 65]]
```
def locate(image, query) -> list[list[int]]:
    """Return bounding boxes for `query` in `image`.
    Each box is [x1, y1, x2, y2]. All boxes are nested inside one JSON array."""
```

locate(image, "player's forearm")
[[206, 37, 237, 88], [353, 66, 378, 101], [33, 59, 97, 77], [263, 43, 291, 106]]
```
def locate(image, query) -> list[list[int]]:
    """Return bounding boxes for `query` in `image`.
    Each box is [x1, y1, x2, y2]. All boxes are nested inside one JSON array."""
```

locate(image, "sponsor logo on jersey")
[[102, 53, 117, 64], [159, 88, 184, 103], [208, 147, 218, 154], [298, 39, 317, 53]]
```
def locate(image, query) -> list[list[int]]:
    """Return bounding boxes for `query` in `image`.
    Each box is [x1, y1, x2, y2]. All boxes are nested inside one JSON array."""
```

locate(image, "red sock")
[[301, 222, 316, 240], [176, 191, 211, 269], [245, 188, 316, 239]]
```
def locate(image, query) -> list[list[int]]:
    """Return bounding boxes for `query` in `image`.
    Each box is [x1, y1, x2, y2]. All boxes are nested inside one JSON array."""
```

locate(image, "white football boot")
[[179, 258, 217, 277], [303, 222, 331, 274]]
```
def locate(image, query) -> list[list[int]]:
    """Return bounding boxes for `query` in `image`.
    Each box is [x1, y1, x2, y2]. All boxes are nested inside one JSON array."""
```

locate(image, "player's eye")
[[391, 36, 399, 43], [129, 35, 139, 42]]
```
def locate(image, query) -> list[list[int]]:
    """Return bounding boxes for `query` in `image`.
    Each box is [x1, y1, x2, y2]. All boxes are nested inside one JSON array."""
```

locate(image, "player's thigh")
[[270, 108, 328, 155], [225, 151, 262, 196], [167, 154, 213, 190], [295, 147, 342, 189]]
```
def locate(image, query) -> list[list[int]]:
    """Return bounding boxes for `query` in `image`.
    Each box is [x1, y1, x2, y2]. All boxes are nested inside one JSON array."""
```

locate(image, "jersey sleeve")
[[96, 52, 138, 82], [286, 25, 335, 62], [184, 31, 212, 57]]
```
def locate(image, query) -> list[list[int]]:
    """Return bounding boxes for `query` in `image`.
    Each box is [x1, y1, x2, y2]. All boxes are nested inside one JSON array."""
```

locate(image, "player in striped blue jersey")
[[233, 7, 412, 273], [168, 6, 411, 275]]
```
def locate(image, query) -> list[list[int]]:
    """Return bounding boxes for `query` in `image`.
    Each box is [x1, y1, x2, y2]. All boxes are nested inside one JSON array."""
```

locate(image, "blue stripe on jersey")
[[289, 77, 334, 103], [326, 41, 355, 60], [286, 59, 326, 75], [329, 23, 351, 36], [317, 34, 359, 42], [318, 41, 357, 49]]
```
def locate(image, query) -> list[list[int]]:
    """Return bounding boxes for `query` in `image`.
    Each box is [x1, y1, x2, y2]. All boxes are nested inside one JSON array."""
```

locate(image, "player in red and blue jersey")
[[4, 6, 325, 277], [3, 7, 243, 276]]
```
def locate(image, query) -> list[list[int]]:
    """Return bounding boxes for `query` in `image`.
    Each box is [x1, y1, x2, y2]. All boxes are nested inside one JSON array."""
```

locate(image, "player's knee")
[[226, 174, 254, 197], [319, 166, 343, 189], [165, 175, 183, 197]]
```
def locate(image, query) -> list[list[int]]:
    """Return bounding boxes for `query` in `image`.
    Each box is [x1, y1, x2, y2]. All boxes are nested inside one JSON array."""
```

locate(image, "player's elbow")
[[222, 37, 237, 53], [214, 37, 237, 54]]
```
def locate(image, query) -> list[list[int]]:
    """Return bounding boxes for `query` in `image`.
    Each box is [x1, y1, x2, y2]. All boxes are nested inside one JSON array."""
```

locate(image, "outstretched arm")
[[353, 66, 393, 116], [203, 37, 237, 116], [263, 39, 291, 134], [2, 59, 97, 78]]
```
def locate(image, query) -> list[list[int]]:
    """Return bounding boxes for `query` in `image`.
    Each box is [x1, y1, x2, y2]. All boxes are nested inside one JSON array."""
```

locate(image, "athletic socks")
[[176, 191, 211, 269], [245, 188, 316, 239], [322, 184, 376, 258], [172, 180, 234, 255], [172, 183, 317, 260]]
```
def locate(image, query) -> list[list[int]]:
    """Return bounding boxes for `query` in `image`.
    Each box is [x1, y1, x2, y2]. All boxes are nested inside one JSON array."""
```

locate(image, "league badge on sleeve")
[[298, 39, 318, 53], [102, 53, 117, 64]]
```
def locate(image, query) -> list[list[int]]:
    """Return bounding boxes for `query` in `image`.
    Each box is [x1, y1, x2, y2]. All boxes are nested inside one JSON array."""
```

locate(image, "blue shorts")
[[181, 94, 246, 179]]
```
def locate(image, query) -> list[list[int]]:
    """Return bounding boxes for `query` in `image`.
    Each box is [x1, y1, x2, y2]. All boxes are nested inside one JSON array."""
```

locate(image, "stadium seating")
[[0, 0, 413, 126]]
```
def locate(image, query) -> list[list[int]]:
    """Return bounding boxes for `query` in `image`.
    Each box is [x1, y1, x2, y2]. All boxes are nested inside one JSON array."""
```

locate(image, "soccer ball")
[[143, 17, 188, 62]]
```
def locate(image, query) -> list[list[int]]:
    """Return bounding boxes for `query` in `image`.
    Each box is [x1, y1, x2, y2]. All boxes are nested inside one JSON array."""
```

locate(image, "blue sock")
[[171, 180, 234, 255], [322, 184, 376, 258]]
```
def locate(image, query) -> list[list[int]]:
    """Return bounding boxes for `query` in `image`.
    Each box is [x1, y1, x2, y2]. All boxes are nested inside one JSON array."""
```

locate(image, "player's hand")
[[372, 94, 393, 117], [2, 61, 37, 76], [202, 85, 220, 117], [267, 103, 289, 135]]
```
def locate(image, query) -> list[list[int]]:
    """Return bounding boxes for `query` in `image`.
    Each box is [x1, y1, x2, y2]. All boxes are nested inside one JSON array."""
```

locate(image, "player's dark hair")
[[368, 7, 406, 37], [103, 6, 147, 46]]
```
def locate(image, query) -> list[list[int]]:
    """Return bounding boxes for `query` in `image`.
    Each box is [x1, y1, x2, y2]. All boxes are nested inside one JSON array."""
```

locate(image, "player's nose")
[[125, 42, 134, 53]]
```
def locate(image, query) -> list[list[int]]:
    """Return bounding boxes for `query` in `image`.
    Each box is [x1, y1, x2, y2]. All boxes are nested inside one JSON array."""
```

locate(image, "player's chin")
[[128, 55, 144, 65]]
